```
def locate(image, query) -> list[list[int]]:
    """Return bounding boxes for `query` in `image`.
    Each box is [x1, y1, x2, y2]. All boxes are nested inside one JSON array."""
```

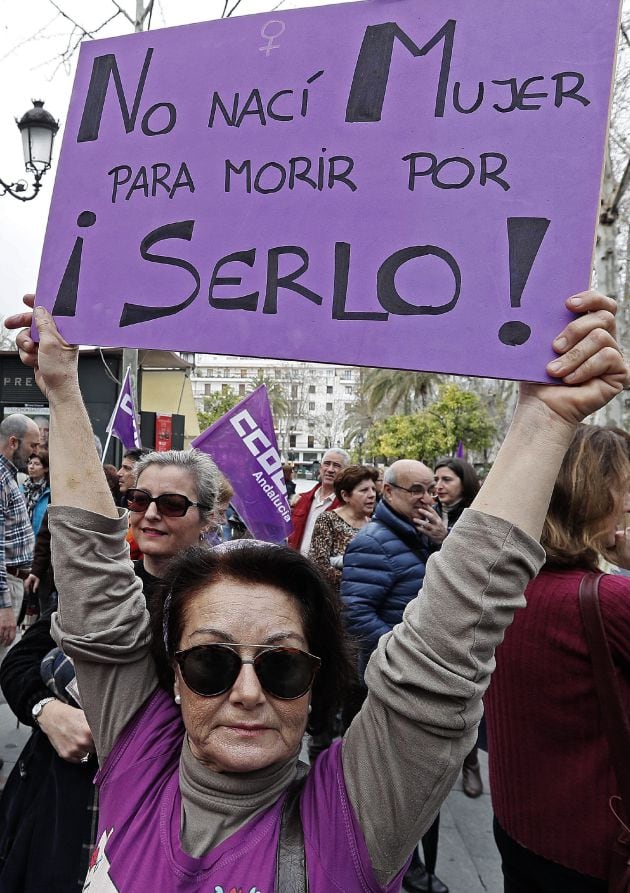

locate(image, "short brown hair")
[[217, 473, 234, 506], [542, 425, 630, 571], [333, 464, 378, 502]]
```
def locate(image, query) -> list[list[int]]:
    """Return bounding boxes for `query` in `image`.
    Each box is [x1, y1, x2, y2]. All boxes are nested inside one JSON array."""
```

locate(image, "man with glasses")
[[341, 460, 448, 893]]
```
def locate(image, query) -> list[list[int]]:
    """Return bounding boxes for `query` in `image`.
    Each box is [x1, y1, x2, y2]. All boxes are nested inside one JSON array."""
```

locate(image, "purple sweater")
[[86, 688, 407, 892]]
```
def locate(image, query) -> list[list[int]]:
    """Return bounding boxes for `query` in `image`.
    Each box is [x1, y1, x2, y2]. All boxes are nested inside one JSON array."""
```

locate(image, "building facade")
[[191, 355, 360, 472]]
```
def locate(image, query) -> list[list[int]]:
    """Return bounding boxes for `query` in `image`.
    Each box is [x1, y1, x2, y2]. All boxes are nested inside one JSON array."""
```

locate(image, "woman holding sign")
[[6, 291, 627, 893]]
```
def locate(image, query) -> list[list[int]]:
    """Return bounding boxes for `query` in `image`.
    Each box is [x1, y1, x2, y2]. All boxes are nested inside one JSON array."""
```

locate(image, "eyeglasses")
[[126, 488, 208, 518], [388, 482, 436, 497], [174, 643, 321, 699]]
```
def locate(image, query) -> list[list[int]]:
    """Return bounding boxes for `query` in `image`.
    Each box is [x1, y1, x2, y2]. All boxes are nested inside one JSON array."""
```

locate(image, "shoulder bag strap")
[[579, 573, 630, 813], [275, 764, 309, 892]]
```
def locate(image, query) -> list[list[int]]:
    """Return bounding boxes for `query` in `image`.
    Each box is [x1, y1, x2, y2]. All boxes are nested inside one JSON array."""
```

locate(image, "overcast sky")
[[0, 0, 349, 321]]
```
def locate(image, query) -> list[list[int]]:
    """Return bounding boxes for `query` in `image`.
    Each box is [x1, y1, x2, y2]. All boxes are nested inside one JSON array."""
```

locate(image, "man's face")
[[117, 457, 136, 494], [384, 464, 435, 522], [13, 423, 40, 472], [319, 453, 345, 488], [34, 420, 49, 448]]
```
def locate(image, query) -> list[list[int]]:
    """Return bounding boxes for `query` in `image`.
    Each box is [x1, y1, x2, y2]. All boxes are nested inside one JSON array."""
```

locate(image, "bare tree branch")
[[47, 1, 94, 38], [0, 15, 60, 63], [140, 0, 156, 26], [226, 0, 247, 18], [110, 1, 136, 27]]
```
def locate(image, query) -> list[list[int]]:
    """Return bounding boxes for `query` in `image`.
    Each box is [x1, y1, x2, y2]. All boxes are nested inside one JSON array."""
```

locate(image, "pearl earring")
[[308, 704, 312, 714], [174, 694, 181, 705]]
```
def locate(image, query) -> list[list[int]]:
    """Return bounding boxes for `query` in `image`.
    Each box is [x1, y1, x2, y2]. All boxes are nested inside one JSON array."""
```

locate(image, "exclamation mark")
[[498, 216, 550, 346]]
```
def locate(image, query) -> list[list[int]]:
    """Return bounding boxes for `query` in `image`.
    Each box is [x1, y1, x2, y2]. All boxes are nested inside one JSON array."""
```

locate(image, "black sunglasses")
[[126, 488, 208, 518], [174, 643, 321, 700]]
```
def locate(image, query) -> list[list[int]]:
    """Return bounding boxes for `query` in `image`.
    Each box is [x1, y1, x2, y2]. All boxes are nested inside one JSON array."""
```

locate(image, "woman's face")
[[174, 577, 311, 774], [343, 478, 376, 517], [130, 465, 208, 560], [604, 487, 630, 547], [434, 466, 464, 506], [27, 456, 45, 481]]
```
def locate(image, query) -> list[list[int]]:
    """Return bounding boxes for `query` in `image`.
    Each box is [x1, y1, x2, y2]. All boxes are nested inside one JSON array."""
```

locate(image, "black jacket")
[[0, 612, 96, 892]]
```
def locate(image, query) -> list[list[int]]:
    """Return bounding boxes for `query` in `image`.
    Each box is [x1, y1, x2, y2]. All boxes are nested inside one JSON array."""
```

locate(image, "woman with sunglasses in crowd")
[[7, 292, 627, 893], [0, 443, 218, 891]]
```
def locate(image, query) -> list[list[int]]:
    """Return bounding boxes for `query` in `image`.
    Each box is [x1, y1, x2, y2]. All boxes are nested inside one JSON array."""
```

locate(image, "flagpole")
[[101, 429, 114, 466]]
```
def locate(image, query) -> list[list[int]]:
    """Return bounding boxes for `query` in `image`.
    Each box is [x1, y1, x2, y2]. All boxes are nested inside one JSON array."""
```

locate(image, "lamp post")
[[357, 432, 365, 463], [0, 101, 59, 202]]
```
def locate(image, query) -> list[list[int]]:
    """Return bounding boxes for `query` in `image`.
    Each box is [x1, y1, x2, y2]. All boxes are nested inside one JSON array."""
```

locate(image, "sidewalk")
[[0, 698, 502, 892], [437, 752, 502, 892]]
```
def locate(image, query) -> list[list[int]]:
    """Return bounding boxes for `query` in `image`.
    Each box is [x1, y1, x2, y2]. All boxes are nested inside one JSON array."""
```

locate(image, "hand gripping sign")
[[35, 0, 621, 381]]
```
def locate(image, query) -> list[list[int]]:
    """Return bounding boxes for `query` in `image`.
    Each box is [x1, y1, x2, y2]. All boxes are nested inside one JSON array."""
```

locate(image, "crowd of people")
[[0, 291, 626, 893]]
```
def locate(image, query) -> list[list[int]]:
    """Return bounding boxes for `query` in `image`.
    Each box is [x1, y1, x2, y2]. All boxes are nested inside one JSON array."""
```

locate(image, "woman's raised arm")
[[7, 298, 117, 518], [5, 298, 157, 760], [340, 290, 629, 884]]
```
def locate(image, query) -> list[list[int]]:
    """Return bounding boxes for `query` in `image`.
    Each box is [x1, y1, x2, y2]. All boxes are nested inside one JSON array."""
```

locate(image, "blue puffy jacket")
[[341, 499, 431, 678]]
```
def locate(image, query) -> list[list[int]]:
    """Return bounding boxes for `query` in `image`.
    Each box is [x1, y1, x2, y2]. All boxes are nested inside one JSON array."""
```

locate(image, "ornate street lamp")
[[357, 432, 365, 463], [0, 100, 59, 202]]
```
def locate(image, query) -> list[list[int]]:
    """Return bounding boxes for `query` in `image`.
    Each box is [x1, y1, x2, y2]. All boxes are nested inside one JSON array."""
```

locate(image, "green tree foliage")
[[367, 384, 495, 463], [247, 374, 289, 421], [197, 391, 241, 431]]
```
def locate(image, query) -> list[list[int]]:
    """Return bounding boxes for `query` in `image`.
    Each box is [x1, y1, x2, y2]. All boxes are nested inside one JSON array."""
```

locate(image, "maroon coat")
[[485, 567, 630, 880], [287, 484, 340, 550]]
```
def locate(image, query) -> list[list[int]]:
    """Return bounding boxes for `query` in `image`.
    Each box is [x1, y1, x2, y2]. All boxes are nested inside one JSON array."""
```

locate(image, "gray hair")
[[323, 448, 351, 466], [383, 466, 397, 485], [0, 414, 35, 447], [133, 449, 219, 522]]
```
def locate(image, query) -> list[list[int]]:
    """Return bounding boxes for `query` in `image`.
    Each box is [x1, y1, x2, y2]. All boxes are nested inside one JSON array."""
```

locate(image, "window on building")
[[204, 384, 213, 396], [308, 402, 316, 411], [241, 369, 248, 378], [326, 402, 333, 412], [341, 370, 352, 380], [345, 386, 353, 395], [289, 434, 296, 448], [326, 385, 333, 394], [238, 383, 246, 396], [221, 383, 230, 394], [291, 384, 299, 398], [307, 435, 315, 448]]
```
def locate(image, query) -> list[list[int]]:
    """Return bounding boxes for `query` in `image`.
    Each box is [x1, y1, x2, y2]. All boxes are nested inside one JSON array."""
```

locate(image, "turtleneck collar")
[[179, 732, 300, 856]]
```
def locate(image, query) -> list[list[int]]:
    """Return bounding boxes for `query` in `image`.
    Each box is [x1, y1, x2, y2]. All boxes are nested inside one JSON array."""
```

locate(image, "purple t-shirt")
[[86, 689, 406, 892]]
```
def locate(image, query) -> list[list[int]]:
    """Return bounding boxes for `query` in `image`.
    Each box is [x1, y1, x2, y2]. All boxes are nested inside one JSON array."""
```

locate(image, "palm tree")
[[247, 374, 289, 421], [362, 368, 437, 417]]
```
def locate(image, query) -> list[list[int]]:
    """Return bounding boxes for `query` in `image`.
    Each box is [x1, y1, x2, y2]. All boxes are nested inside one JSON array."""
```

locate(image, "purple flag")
[[107, 367, 141, 450], [456, 441, 465, 459], [192, 387, 292, 544]]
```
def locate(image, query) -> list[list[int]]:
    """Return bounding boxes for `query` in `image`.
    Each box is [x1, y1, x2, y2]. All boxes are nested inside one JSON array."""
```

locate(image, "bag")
[[275, 764, 309, 892], [579, 573, 630, 893]]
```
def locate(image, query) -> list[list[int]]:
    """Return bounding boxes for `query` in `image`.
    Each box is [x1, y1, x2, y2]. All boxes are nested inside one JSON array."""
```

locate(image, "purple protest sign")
[[35, 0, 621, 381], [192, 386, 292, 543], [106, 366, 141, 450]]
